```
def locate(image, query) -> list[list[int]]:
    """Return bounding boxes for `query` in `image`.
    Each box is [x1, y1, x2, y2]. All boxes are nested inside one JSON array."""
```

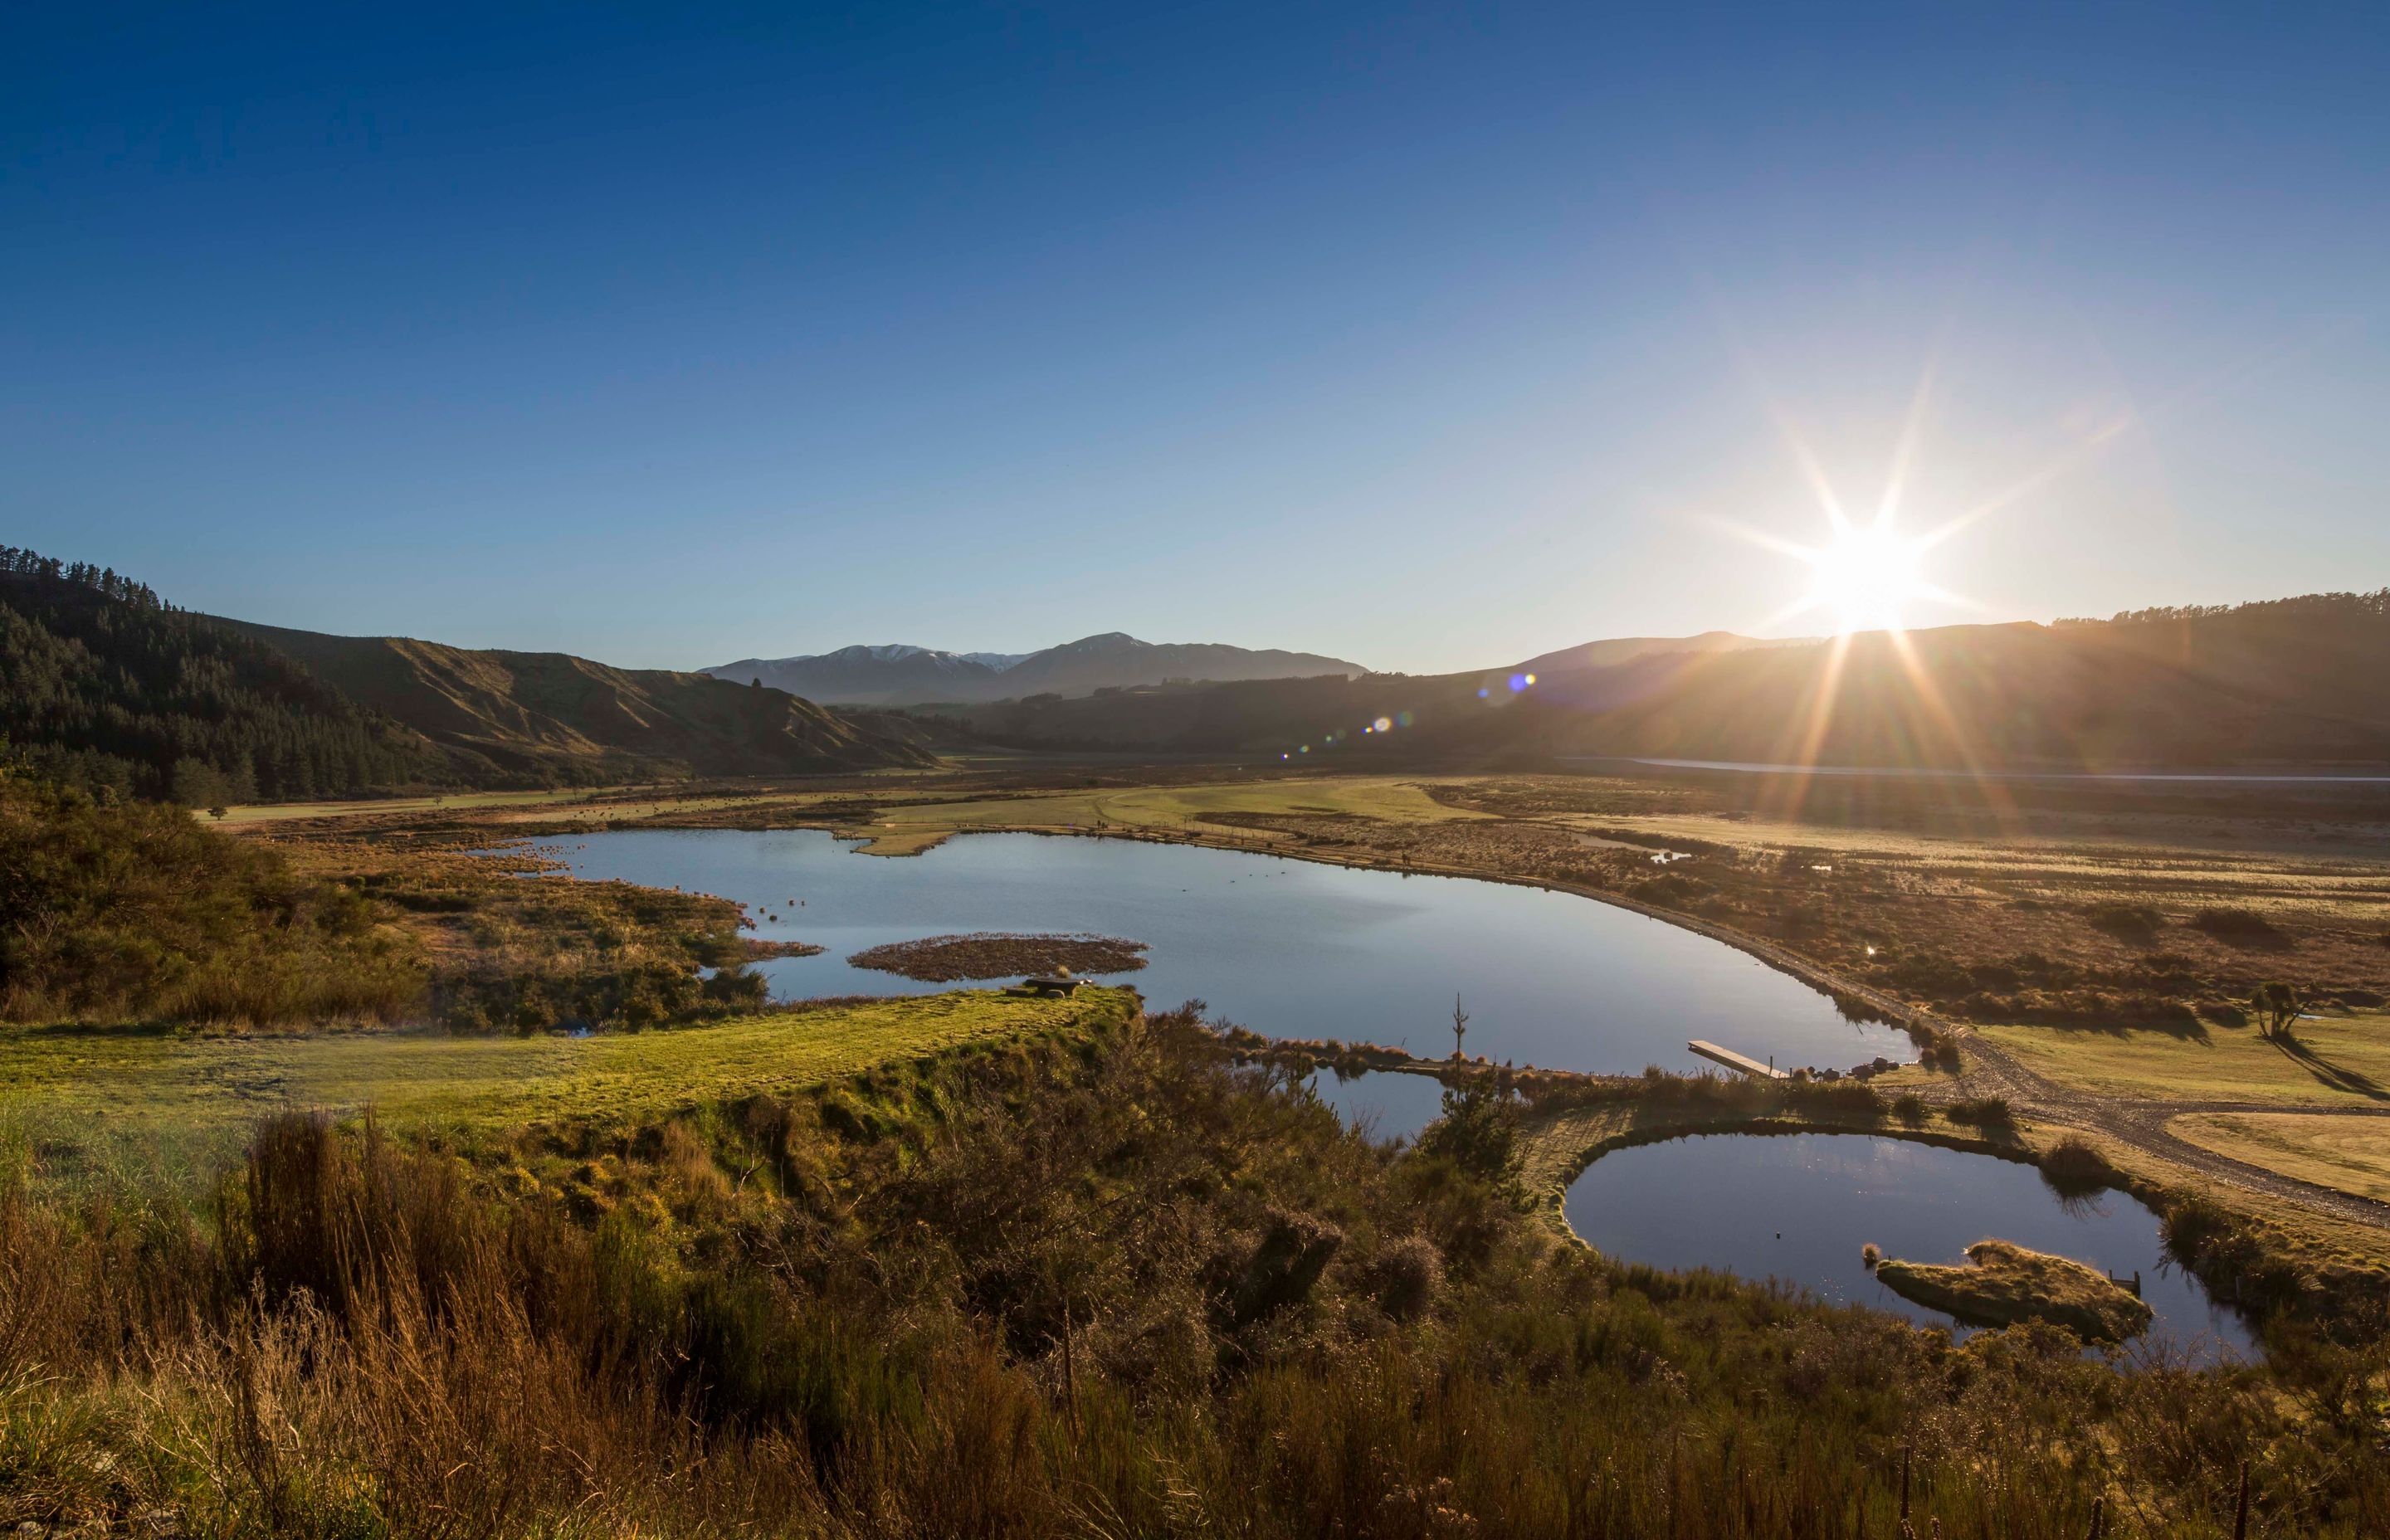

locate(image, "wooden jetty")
[[1688, 1040, 1788, 1080]]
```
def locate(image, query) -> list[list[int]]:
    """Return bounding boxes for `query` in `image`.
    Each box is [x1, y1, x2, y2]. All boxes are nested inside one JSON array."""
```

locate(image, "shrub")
[[2085, 903, 2163, 943], [1891, 1093, 1929, 1125], [1415, 1075, 1523, 1184], [2039, 1135, 2115, 1196], [1944, 1096, 2014, 1128], [2190, 907, 2290, 948]]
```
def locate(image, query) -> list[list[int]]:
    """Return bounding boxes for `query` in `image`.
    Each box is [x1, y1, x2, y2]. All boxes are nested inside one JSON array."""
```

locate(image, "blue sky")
[[6, 2, 2385, 673]]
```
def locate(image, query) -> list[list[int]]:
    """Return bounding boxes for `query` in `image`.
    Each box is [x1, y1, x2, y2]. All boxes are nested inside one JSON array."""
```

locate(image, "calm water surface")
[[527, 828, 1910, 1076], [1305, 1068, 1450, 1145], [1564, 1132, 2254, 1361]]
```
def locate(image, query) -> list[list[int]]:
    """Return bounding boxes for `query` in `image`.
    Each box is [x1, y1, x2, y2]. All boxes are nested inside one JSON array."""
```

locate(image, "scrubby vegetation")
[[0, 763, 766, 1032], [1, 1007, 2383, 1536], [0, 768, 422, 1025]]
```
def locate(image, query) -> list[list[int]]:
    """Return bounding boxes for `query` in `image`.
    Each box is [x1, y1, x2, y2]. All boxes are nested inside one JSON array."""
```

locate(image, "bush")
[[2039, 1135, 2115, 1197], [1944, 1096, 2014, 1128], [1415, 1074, 1524, 1184], [1891, 1093, 1929, 1125], [2191, 907, 2290, 948], [0, 771, 425, 1025], [2085, 903, 2163, 943]]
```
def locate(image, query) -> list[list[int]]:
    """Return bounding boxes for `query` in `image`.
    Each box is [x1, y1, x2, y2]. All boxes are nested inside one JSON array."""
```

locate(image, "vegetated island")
[[1874, 1239, 2153, 1343], [846, 932, 1149, 982], [743, 938, 827, 960]]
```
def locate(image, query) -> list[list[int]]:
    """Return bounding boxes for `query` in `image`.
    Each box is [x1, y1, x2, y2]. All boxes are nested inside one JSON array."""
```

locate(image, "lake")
[[1563, 1131, 2255, 1361], [524, 828, 1911, 1077]]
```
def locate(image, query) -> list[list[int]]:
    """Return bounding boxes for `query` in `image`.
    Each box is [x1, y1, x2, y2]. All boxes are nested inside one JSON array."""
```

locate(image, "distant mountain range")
[[16, 537, 2383, 800], [706, 631, 1367, 705], [930, 594, 2390, 772]]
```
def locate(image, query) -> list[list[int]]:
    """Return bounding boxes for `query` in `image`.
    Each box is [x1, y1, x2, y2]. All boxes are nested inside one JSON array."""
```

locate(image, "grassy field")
[[837, 774, 1487, 852], [0, 987, 1132, 1181], [1979, 1011, 2390, 1107], [213, 787, 616, 824], [2169, 1109, 2390, 1202]]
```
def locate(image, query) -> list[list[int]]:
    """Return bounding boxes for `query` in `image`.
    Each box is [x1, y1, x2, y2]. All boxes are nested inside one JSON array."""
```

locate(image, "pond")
[[524, 828, 1911, 1077], [1563, 1131, 2255, 1361]]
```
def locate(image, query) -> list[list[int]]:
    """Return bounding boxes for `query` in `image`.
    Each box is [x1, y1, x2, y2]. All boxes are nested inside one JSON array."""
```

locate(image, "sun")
[[1801, 520, 1929, 634]]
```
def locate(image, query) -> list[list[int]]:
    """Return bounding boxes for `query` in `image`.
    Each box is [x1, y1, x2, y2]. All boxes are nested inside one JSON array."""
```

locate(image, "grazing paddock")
[[1980, 1011, 2390, 1108], [2168, 1110, 2390, 1202]]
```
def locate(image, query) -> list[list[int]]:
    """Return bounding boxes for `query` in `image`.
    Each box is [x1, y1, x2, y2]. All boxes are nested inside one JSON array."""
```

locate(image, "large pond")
[[1563, 1132, 2256, 1361], [524, 828, 1910, 1077]]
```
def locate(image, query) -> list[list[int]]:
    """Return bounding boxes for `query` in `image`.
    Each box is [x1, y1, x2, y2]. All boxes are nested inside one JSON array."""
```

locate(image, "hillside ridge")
[[217, 619, 939, 782]]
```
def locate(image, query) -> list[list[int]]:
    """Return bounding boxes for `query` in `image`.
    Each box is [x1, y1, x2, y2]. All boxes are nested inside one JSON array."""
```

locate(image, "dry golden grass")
[[2169, 1109, 2390, 1202], [1981, 1011, 2390, 1108]]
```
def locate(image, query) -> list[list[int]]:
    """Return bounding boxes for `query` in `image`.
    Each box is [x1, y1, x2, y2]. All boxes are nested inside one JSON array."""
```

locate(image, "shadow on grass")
[[2270, 1033, 2390, 1102], [2020, 1015, 2213, 1045]]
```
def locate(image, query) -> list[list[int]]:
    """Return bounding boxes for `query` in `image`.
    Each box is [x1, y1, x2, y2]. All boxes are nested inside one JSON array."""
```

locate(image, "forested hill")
[[2, 546, 941, 803], [0, 547, 458, 802], [217, 620, 940, 782], [932, 589, 2390, 772]]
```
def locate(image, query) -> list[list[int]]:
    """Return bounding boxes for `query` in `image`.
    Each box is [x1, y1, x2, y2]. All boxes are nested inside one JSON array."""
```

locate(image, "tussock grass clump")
[[2039, 1135, 2117, 1197], [1944, 1096, 2015, 1128], [2085, 902, 2164, 943], [2191, 906, 2292, 948]]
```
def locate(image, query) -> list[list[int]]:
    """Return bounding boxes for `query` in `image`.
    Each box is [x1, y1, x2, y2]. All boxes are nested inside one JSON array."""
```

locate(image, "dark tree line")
[[2059, 588, 2390, 628], [0, 547, 465, 803]]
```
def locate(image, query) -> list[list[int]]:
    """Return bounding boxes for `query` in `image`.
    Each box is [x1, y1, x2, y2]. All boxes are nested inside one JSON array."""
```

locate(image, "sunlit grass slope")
[[0, 987, 1133, 1172], [847, 774, 1486, 852], [2169, 1110, 2390, 1201], [1979, 1011, 2390, 1107]]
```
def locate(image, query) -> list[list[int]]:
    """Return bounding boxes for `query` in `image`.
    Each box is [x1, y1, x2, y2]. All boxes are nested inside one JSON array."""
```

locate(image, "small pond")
[[1563, 1131, 2255, 1361], [526, 828, 1911, 1077]]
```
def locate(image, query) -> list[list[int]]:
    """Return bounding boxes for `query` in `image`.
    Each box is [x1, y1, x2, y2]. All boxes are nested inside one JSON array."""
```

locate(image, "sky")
[[5, 2, 2386, 675]]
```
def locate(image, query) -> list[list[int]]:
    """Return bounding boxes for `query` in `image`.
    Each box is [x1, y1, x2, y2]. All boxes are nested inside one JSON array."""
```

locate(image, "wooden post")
[[1899, 1445, 1911, 1522], [2233, 1461, 2250, 1540]]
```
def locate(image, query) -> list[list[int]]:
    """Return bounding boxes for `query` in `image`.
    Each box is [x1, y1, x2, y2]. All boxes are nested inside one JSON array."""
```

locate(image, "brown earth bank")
[[846, 931, 1149, 982]]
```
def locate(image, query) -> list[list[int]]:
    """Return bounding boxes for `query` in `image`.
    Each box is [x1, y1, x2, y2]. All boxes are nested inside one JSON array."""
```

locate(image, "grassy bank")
[[0, 987, 1130, 1186]]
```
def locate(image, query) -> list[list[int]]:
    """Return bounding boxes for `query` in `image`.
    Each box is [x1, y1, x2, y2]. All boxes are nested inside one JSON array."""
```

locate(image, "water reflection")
[[1304, 1067, 1447, 1145]]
